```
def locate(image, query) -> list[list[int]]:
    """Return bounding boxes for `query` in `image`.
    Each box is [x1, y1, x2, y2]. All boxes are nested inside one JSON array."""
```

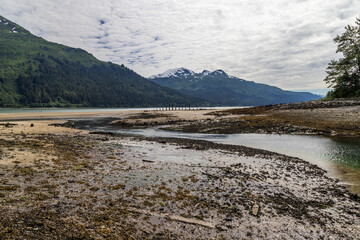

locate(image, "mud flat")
[[0, 120, 359, 239], [74, 99, 360, 137], [164, 99, 360, 137]]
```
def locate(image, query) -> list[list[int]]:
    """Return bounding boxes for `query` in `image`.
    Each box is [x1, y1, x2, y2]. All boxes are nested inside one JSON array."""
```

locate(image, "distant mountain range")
[[150, 68, 322, 106], [0, 16, 204, 108]]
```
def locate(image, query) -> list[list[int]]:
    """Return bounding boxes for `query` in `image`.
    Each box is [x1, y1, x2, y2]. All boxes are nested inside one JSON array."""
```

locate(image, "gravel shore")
[[0, 120, 359, 239], [163, 100, 360, 137]]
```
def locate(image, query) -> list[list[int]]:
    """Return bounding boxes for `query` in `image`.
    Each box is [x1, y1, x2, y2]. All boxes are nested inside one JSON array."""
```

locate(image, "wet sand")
[[0, 109, 214, 122], [1, 109, 360, 238], [0, 110, 136, 121]]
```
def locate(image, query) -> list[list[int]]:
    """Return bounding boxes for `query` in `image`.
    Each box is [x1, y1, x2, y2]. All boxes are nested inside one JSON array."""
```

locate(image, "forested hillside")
[[0, 16, 204, 107]]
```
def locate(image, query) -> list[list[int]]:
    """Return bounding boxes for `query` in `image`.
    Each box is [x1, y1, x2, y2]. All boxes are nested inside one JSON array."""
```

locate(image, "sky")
[[1, 0, 359, 91]]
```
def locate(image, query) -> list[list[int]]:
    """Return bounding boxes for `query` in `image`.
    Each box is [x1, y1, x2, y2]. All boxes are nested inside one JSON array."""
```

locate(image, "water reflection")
[[216, 134, 360, 169], [112, 128, 360, 194], [212, 134, 360, 195]]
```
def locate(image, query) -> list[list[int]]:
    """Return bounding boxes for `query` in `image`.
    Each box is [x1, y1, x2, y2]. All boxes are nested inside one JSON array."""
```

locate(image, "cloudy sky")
[[1, 0, 359, 91]]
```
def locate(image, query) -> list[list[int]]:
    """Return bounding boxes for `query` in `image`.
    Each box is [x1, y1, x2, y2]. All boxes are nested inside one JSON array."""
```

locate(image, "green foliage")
[[324, 18, 360, 98], [0, 15, 205, 107]]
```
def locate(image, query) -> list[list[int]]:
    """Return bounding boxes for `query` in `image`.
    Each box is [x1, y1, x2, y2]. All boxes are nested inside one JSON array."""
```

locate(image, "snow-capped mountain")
[[209, 69, 228, 77], [149, 68, 322, 106], [150, 68, 233, 79], [149, 67, 195, 79]]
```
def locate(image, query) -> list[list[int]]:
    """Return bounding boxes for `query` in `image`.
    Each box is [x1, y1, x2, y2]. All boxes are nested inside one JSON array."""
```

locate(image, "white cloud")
[[0, 0, 359, 90]]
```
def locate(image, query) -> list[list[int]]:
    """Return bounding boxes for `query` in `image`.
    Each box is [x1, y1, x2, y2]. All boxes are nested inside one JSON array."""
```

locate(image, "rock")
[[251, 203, 260, 216], [216, 224, 228, 231]]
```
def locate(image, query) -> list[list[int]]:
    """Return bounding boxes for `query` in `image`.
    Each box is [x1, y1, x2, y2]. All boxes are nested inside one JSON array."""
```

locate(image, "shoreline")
[[163, 100, 360, 137], [0, 117, 360, 238], [1, 101, 360, 238], [0, 110, 141, 121], [2, 99, 360, 137]]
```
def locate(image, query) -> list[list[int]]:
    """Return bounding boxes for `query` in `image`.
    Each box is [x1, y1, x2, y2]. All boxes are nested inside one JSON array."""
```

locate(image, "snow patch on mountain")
[[149, 67, 195, 79], [150, 68, 245, 81], [201, 70, 210, 76], [211, 69, 228, 76]]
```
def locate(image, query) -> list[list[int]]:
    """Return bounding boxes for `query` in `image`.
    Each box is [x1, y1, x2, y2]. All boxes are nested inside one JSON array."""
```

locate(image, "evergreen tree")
[[324, 18, 360, 98]]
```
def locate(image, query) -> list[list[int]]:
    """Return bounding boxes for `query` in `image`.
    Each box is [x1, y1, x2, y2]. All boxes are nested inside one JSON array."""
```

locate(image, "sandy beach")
[[0, 110, 135, 121], [1, 105, 360, 239], [0, 109, 215, 121]]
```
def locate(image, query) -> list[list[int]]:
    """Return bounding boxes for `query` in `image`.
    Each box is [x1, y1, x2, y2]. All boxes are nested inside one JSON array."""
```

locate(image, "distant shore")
[[3, 99, 360, 138], [93, 99, 360, 137], [0, 109, 137, 121]]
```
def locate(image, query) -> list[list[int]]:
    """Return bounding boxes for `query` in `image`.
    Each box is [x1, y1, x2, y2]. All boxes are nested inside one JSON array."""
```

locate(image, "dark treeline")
[[14, 55, 203, 108]]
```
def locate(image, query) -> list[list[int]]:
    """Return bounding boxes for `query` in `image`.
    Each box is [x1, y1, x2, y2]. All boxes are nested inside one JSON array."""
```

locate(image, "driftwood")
[[249, 176, 263, 182], [142, 159, 155, 163], [128, 207, 215, 228], [186, 165, 230, 169]]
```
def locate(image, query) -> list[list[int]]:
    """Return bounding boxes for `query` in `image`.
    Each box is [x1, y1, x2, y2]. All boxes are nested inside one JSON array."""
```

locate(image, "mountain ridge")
[[150, 68, 234, 79], [150, 68, 322, 106]]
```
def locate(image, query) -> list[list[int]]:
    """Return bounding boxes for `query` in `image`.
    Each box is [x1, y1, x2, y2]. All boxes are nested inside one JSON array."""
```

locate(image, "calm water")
[[0, 106, 245, 114], [110, 128, 360, 195], [0, 108, 158, 113]]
